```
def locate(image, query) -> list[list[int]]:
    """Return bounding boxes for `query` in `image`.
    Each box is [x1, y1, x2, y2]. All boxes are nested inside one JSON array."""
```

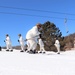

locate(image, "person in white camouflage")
[[4, 34, 13, 52], [18, 34, 25, 52], [54, 38, 60, 54], [26, 23, 42, 54]]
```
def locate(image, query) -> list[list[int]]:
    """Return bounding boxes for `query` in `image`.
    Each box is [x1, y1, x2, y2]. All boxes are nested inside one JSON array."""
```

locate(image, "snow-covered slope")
[[0, 49, 75, 75]]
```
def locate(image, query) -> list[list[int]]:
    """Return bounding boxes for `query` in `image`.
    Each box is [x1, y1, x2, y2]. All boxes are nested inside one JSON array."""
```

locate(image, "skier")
[[54, 38, 60, 54], [26, 23, 42, 54], [4, 34, 13, 52], [18, 34, 25, 52], [38, 34, 46, 53]]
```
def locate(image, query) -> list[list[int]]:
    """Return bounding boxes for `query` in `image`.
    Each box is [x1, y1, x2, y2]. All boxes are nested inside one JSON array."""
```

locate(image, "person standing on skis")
[[54, 38, 60, 54], [4, 34, 13, 52], [26, 23, 42, 53], [18, 34, 25, 52], [38, 34, 45, 53]]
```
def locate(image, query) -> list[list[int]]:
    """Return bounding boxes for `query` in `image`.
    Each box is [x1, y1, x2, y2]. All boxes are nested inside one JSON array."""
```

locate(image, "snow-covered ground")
[[0, 49, 75, 75]]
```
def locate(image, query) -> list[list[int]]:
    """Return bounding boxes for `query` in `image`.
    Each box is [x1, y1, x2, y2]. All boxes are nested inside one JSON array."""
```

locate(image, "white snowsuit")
[[38, 38, 45, 52], [19, 36, 25, 50], [26, 26, 40, 51], [54, 40, 60, 53], [5, 36, 12, 50]]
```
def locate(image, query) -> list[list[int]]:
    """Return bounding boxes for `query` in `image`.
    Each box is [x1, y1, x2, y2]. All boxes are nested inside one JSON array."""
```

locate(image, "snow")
[[0, 49, 75, 75]]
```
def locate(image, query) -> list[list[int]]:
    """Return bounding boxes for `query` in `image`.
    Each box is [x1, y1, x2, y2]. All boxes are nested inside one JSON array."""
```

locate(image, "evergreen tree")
[[39, 21, 65, 51]]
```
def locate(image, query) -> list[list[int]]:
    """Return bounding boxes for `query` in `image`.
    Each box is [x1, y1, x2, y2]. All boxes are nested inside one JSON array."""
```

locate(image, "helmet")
[[18, 34, 21, 36], [6, 34, 9, 36]]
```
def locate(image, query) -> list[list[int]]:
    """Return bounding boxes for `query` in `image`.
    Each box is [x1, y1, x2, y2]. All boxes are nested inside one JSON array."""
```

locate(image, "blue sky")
[[0, 0, 75, 47]]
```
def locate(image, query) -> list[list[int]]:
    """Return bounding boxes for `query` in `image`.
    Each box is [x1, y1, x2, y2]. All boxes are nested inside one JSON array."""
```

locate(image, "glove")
[[18, 40, 19, 42], [39, 34, 42, 38], [25, 39, 27, 41]]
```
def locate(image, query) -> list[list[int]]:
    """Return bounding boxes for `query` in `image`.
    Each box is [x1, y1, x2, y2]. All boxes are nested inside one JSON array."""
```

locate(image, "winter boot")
[[39, 51, 42, 53], [20, 50, 24, 52], [57, 52, 60, 54], [42, 51, 46, 54], [29, 50, 35, 54], [10, 50, 13, 52], [6, 49, 9, 51], [25, 49, 27, 51]]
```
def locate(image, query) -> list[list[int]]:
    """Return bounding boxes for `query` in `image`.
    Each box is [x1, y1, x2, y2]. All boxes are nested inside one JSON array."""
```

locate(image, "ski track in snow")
[[0, 49, 75, 75]]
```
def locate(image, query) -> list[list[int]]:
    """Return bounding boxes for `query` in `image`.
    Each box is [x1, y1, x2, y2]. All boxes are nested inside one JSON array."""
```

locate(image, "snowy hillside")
[[0, 49, 75, 75]]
